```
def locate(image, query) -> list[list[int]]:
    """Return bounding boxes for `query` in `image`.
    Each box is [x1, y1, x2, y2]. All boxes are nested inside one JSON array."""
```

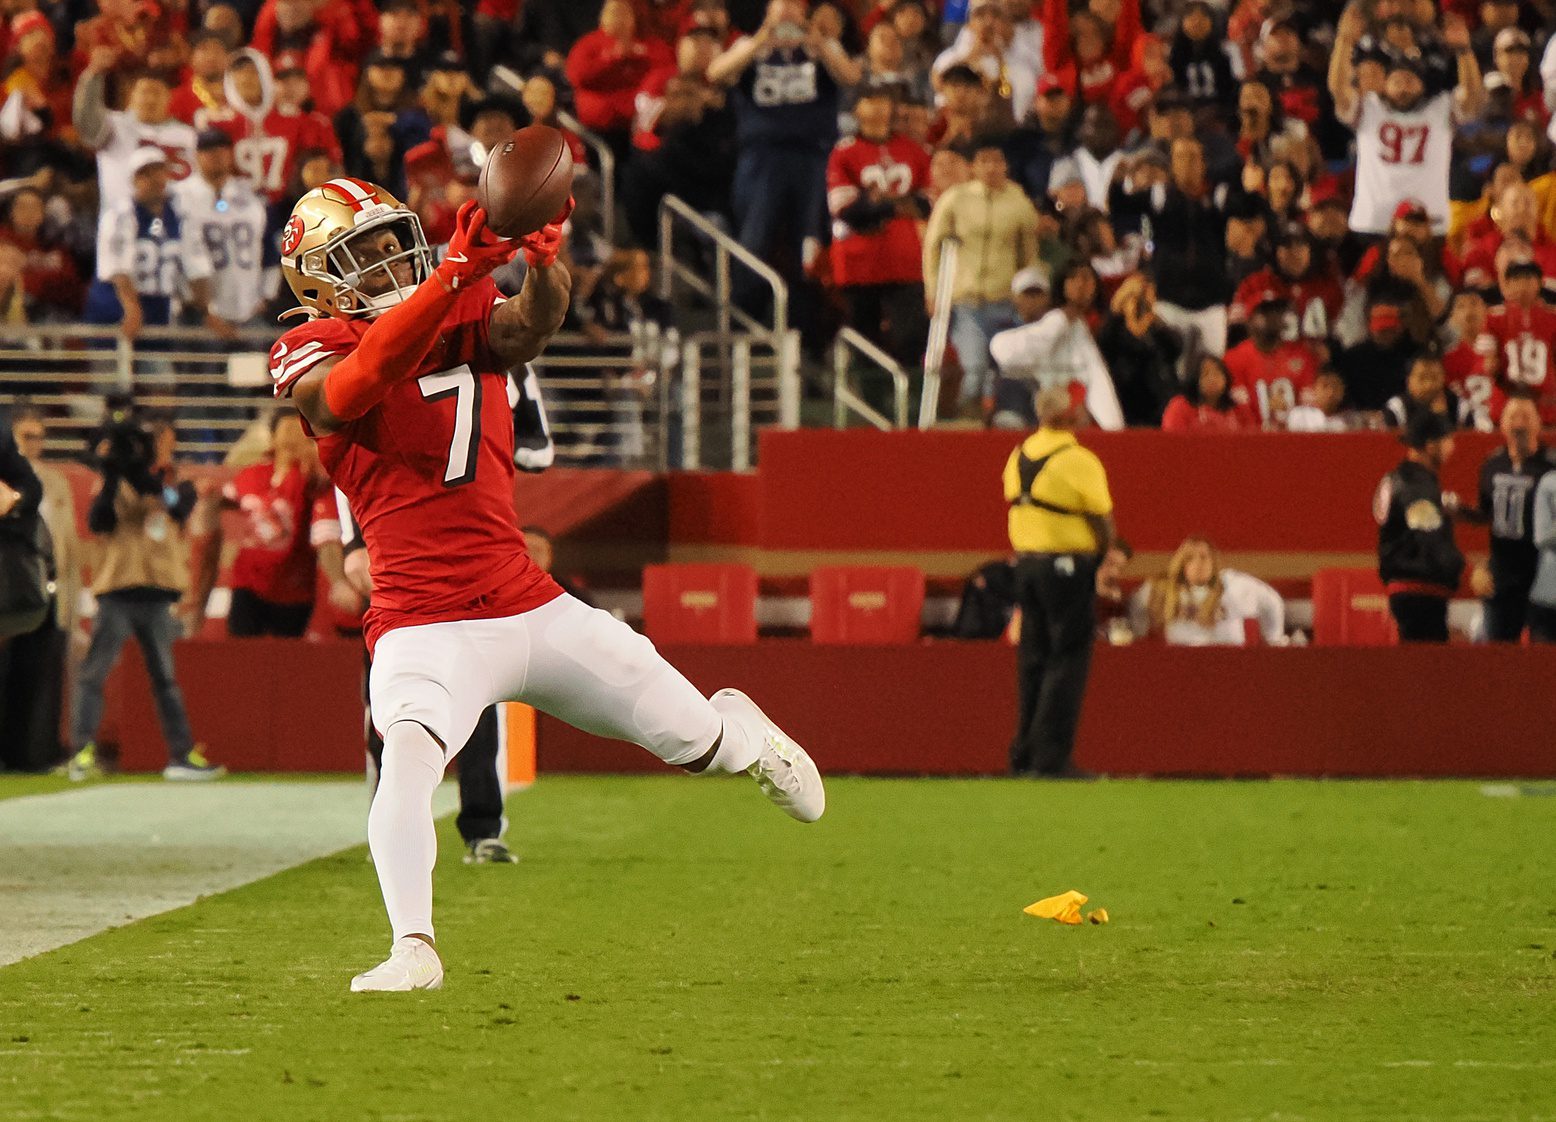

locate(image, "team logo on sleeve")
[[281, 215, 304, 258]]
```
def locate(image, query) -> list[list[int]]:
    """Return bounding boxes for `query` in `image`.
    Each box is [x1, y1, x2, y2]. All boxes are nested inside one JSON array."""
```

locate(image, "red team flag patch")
[[281, 214, 304, 258]]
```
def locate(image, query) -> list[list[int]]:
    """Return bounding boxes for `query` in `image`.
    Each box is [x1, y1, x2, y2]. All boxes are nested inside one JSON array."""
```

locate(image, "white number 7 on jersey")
[[417, 366, 481, 487]]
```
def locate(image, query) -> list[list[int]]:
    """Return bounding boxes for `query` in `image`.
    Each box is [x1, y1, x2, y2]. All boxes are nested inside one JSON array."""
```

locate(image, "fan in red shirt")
[[1230, 224, 1343, 347], [191, 413, 342, 637], [1478, 257, 1556, 424], [170, 30, 232, 125], [566, 0, 673, 144], [1042, 0, 1141, 105], [1441, 289, 1498, 431], [1225, 292, 1320, 428], [827, 82, 932, 368], [1162, 354, 1259, 433], [206, 53, 344, 204], [269, 178, 823, 992], [1457, 183, 1556, 289]]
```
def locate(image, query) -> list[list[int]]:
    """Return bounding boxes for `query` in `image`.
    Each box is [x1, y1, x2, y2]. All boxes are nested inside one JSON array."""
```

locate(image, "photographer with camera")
[[65, 399, 223, 782]]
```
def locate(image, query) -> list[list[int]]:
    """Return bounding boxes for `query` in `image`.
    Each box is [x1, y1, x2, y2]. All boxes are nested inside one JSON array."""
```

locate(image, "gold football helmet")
[[279, 177, 434, 319]]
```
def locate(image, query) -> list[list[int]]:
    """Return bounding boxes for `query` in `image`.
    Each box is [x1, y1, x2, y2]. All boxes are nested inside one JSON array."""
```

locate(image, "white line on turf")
[[0, 781, 456, 968]]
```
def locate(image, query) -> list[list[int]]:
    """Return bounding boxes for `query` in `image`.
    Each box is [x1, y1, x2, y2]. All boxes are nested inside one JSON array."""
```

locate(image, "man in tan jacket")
[[923, 140, 1039, 418], [66, 413, 222, 781]]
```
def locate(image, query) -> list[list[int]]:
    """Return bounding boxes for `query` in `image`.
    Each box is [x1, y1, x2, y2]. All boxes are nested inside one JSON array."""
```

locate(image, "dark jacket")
[[1475, 445, 1556, 589], [1376, 459, 1464, 593], [1095, 313, 1182, 426], [1115, 181, 1233, 311]]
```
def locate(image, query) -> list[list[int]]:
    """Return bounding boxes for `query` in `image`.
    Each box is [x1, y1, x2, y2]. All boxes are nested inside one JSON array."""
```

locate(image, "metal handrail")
[[556, 109, 616, 251], [920, 237, 959, 429], [657, 194, 788, 345], [832, 327, 909, 431]]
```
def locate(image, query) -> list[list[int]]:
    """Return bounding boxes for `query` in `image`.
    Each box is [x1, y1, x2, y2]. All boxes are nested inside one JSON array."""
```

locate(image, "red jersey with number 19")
[[268, 277, 561, 652]]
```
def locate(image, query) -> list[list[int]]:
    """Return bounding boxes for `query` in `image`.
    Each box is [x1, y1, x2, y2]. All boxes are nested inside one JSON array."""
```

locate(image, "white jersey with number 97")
[[1349, 91, 1453, 236]]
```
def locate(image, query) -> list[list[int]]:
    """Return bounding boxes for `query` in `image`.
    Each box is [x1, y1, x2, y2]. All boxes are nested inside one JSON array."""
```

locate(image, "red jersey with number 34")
[[1480, 301, 1556, 425], [268, 277, 560, 651]]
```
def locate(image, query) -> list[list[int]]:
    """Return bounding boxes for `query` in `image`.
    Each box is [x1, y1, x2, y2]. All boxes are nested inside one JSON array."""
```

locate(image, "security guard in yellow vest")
[[1002, 387, 1115, 777]]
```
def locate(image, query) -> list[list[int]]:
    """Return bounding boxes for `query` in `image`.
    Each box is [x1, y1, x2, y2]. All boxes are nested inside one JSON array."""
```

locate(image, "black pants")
[[1010, 553, 1098, 776], [1389, 593, 1449, 643], [840, 283, 929, 373], [0, 613, 67, 771], [228, 588, 313, 638], [1528, 604, 1556, 643], [1482, 580, 1532, 643], [363, 644, 504, 843]]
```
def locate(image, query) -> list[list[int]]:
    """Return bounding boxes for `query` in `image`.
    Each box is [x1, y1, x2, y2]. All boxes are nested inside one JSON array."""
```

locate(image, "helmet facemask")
[[304, 211, 434, 318]]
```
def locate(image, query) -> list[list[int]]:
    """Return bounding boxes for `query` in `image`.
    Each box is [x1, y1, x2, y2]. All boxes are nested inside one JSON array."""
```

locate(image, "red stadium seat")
[[1312, 568, 1397, 647], [809, 566, 925, 645], [642, 563, 758, 645]]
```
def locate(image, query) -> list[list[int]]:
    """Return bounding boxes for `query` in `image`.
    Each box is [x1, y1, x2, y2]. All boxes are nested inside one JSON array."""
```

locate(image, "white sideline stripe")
[[0, 781, 457, 968]]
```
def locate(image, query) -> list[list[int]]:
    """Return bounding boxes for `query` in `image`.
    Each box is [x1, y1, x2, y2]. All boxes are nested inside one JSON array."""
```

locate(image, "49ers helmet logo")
[[281, 215, 304, 258]]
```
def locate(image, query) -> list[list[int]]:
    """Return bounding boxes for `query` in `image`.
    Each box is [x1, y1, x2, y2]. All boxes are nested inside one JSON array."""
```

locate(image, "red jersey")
[[269, 279, 561, 651], [1442, 338, 1498, 431], [1229, 269, 1344, 341], [1160, 395, 1257, 433], [827, 134, 931, 288], [1457, 230, 1556, 289], [1479, 301, 1556, 424], [1225, 338, 1319, 428], [209, 108, 342, 203], [224, 460, 338, 605]]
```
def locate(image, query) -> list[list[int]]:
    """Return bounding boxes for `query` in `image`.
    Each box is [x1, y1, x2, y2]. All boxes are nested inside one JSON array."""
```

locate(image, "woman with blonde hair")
[[1129, 536, 1285, 645]]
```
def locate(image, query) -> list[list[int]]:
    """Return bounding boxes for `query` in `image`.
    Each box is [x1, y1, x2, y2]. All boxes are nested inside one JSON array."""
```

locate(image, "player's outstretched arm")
[[290, 203, 518, 435], [491, 202, 574, 368]]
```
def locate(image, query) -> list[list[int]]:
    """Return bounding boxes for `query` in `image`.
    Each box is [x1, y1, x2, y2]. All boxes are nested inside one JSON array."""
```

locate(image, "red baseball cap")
[[1393, 199, 1429, 223], [1369, 304, 1403, 331], [10, 11, 53, 42], [1035, 74, 1068, 97]]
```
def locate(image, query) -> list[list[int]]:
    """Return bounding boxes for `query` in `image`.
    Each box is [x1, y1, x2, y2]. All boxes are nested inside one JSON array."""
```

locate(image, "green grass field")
[[3, 776, 1554, 1121]]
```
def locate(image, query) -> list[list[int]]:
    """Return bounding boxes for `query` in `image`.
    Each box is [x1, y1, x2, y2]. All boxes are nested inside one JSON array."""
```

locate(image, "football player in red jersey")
[[1478, 258, 1556, 426], [271, 177, 825, 992]]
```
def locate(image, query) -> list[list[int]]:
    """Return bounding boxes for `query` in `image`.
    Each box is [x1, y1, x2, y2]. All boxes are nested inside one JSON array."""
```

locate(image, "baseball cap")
[[128, 147, 170, 176], [1392, 199, 1429, 223], [1260, 15, 1299, 40], [1503, 258, 1543, 280], [1483, 70, 1511, 92], [427, 50, 465, 74], [195, 127, 232, 151], [1275, 221, 1310, 246], [1403, 410, 1455, 449], [362, 49, 409, 71], [1011, 266, 1050, 295], [1252, 289, 1289, 310], [10, 11, 53, 42], [1307, 179, 1348, 209], [1495, 27, 1531, 52]]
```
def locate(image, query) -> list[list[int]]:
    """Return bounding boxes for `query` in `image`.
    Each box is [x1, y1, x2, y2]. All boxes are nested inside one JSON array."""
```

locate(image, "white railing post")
[[778, 329, 801, 430], [921, 238, 959, 429], [732, 337, 752, 470], [557, 109, 614, 249], [680, 339, 701, 470]]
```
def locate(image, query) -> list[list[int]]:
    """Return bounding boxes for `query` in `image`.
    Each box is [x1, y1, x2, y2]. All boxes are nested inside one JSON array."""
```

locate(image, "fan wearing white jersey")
[[174, 130, 272, 333], [1329, 7, 1484, 236]]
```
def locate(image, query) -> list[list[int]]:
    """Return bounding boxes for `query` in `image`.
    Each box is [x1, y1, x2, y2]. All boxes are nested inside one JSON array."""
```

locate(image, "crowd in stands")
[[7, 0, 1556, 433]]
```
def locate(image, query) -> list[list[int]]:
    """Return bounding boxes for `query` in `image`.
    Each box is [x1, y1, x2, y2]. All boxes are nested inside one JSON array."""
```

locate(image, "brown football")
[[477, 125, 575, 239]]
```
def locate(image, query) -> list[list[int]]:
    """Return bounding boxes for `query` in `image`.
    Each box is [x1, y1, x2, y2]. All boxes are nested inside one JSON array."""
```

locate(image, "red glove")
[[435, 202, 516, 290], [517, 196, 574, 269]]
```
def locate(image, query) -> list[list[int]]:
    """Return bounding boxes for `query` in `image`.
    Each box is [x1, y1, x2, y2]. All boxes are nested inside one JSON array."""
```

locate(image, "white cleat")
[[712, 688, 825, 822], [349, 937, 445, 993]]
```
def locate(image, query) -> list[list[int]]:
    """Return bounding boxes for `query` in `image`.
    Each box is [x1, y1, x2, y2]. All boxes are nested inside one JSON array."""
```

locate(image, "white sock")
[[703, 708, 761, 774], [368, 721, 444, 943]]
